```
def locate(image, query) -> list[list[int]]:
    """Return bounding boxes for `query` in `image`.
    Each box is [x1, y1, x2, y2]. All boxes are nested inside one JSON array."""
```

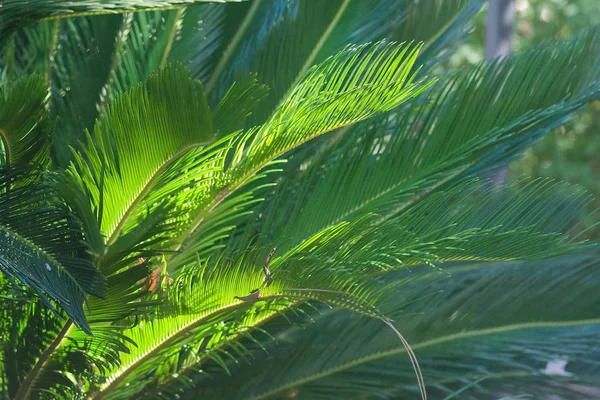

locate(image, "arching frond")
[[69, 65, 214, 242], [178, 253, 600, 400], [172, 41, 434, 261], [207, 0, 479, 114], [1, 2, 599, 400], [243, 28, 600, 251], [0, 75, 52, 166], [90, 171, 597, 398], [0, 167, 105, 333]]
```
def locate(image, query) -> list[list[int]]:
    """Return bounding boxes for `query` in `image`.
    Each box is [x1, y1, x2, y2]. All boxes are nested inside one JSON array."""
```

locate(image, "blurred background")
[[455, 0, 600, 239]]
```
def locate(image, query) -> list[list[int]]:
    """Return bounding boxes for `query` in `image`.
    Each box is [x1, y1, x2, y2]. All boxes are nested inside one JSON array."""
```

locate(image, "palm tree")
[[1, 1, 599, 399]]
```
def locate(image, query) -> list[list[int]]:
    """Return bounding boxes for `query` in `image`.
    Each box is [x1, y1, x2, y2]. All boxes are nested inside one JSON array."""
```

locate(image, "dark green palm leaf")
[[0, 167, 105, 333]]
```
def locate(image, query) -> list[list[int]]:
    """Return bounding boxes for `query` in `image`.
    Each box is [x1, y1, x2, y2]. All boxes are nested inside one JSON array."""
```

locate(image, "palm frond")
[[89, 210, 448, 398], [181, 253, 600, 400], [207, 0, 476, 115], [173, 41, 433, 260], [0, 0, 244, 40], [69, 65, 213, 242], [0, 20, 59, 82], [212, 73, 269, 136], [393, 0, 483, 67], [168, 3, 226, 83], [0, 167, 105, 333], [0, 284, 64, 398], [91, 171, 597, 398], [241, 28, 600, 252], [50, 15, 124, 165], [0, 75, 52, 166]]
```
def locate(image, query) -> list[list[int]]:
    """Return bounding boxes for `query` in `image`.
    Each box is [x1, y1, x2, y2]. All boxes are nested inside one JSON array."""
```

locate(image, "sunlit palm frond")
[[168, 40, 433, 268], [69, 65, 213, 243], [178, 253, 600, 400], [90, 172, 597, 398], [242, 28, 600, 251], [2, 2, 599, 400]]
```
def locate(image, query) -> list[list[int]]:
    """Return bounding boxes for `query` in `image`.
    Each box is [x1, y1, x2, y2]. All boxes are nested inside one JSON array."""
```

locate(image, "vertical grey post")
[[486, 0, 515, 60], [485, 0, 514, 185]]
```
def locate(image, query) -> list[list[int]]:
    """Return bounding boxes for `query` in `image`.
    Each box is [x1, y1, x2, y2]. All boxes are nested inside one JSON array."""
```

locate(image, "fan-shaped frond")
[[181, 253, 600, 400], [69, 65, 213, 242], [0, 75, 52, 166]]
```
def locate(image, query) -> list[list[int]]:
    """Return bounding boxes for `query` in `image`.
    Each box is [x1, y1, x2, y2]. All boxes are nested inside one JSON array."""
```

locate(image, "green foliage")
[[0, 1, 599, 399], [452, 0, 600, 240], [0, 76, 52, 166]]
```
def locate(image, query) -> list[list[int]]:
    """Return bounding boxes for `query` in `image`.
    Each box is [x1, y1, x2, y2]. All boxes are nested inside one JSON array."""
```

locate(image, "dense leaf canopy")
[[0, 1, 599, 399]]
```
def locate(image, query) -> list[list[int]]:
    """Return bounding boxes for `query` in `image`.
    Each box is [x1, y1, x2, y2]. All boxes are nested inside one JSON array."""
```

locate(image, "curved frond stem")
[[159, 8, 185, 69], [14, 321, 73, 400], [247, 318, 600, 400], [382, 319, 426, 400], [92, 295, 282, 400], [206, 0, 262, 93]]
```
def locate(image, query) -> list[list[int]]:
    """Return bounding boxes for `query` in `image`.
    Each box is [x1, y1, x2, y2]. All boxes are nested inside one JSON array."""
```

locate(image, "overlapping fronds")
[[206, 0, 481, 114], [0, 20, 59, 82], [91, 172, 597, 398], [228, 41, 433, 177], [168, 4, 226, 83], [0, 289, 64, 398], [242, 28, 600, 251], [50, 16, 124, 164], [88, 208, 466, 398], [180, 253, 600, 400], [1, 1, 599, 400], [0, 167, 105, 333], [0, 75, 52, 166], [0, 0, 243, 40], [393, 0, 483, 67], [68, 65, 214, 241], [171, 40, 434, 268]]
